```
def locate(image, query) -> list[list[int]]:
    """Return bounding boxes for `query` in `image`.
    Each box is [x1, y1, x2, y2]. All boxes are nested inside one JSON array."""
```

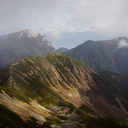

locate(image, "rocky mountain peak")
[[37, 33, 46, 37], [36, 33, 53, 48], [0, 29, 56, 69], [19, 29, 54, 48], [19, 29, 37, 38]]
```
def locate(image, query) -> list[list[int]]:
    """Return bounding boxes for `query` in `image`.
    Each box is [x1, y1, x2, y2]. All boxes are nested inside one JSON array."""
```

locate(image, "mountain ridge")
[[64, 37, 128, 75], [0, 54, 128, 127]]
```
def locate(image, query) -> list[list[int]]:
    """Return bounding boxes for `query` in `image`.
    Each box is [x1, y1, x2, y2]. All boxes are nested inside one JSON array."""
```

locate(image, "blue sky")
[[0, 0, 128, 48]]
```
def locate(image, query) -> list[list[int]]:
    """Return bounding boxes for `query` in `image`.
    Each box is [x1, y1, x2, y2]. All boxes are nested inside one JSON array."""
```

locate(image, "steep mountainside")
[[0, 54, 128, 128], [0, 29, 56, 69], [64, 37, 128, 75]]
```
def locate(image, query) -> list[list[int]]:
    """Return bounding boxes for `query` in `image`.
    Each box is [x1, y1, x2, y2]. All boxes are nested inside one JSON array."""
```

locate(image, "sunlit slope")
[[0, 53, 128, 128]]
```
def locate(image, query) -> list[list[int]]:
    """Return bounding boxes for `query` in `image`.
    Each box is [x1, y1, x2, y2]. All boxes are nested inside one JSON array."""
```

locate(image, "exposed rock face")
[[0, 54, 128, 128], [64, 37, 128, 75], [0, 29, 56, 69], [19, 29, 37, 38]]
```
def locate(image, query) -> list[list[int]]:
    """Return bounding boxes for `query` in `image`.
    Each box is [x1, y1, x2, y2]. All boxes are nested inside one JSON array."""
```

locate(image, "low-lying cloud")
[[117, 39, 128, 49]]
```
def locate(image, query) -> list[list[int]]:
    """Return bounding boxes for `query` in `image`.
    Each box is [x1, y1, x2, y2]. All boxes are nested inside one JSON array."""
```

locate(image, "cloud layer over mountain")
[[0, 0, 128, 48], [118, 39, 128, 49]]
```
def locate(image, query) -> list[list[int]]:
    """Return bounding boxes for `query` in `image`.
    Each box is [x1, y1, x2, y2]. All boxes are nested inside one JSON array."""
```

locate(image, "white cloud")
[[117, 39, 128, 49]]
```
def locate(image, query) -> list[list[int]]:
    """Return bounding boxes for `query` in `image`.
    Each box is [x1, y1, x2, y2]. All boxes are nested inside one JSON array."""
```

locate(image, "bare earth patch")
[[0, 90, 51, 125]]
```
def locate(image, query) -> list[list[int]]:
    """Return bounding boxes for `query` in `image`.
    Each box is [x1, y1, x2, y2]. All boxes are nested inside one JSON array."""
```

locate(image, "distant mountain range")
[[64, 37, 128, 75], [56, 47, 69, 53], [0, 54, 128, 127], [0, 29, 56, 69], [1, 30, 128, 76]]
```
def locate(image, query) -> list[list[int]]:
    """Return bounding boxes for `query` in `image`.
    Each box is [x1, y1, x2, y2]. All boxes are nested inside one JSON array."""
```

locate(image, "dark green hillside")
[[64, 37, 128, 75], [65, 40, 117, 72], [114, 47, 128, 75]]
